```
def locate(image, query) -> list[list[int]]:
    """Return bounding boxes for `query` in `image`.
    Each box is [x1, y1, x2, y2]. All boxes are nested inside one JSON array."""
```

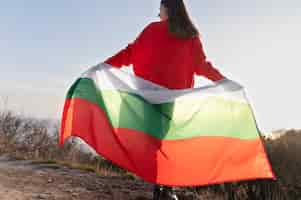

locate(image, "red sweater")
[[104, 20, 225, 89]]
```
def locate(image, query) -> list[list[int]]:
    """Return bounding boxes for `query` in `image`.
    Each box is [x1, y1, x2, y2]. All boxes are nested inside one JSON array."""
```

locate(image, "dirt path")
[[0, 154, 208, 200], [0, 154, 157, 200]]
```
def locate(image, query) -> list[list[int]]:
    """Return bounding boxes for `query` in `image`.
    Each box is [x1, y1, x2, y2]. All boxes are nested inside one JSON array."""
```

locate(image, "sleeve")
[[193, 36, 226, 81], [103, 23, 152, 68]]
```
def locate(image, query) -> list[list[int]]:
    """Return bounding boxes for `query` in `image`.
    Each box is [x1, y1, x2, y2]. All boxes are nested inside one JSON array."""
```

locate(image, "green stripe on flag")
[[66, 78, 259, 140]]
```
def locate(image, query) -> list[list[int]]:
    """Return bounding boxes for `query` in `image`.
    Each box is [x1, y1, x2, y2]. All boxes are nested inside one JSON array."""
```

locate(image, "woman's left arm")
[[103, 23, 153, 68], [104, 44, 133, 68]]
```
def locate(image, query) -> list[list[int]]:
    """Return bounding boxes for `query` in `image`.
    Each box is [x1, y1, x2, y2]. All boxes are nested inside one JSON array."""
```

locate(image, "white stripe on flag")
[[80, 63, 247, 104]]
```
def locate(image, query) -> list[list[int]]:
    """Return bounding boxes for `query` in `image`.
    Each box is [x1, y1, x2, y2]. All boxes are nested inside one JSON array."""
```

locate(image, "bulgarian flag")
[[59, 63, 276, 186]]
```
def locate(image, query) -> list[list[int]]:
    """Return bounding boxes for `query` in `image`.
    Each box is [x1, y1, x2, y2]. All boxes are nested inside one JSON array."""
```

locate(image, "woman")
[[103, 0, 227, 199]]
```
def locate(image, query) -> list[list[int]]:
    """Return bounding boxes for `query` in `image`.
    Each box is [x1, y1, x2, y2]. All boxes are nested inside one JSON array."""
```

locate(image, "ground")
[[0, 154, 209, 200]]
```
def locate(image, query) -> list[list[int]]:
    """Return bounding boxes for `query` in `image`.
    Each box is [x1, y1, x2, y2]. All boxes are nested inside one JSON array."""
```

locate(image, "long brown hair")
[[161, 0, 199, 39]]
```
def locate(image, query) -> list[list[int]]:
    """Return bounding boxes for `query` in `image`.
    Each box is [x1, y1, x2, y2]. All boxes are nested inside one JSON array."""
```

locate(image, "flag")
[[59, 63, 276, 186]]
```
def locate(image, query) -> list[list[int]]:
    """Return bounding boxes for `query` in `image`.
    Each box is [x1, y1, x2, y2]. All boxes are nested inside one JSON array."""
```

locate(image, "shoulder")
[[136, 21, 162, 38], [145, 19, 164, 26], [142, 20, 167, 31], [142, 21, 160, 31]]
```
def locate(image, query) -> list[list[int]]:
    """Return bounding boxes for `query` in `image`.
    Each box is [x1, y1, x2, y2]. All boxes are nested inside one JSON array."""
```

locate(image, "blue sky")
[[0, 0, 300, 133]]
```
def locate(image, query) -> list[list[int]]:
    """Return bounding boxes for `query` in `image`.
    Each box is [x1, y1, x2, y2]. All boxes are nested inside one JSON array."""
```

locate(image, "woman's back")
[[132, 20, 196, 89], [104, 20, 225, 89]]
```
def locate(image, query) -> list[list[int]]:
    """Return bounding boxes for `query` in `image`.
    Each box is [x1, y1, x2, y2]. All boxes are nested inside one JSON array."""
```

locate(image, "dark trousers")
[[153, 184, 175, 200]]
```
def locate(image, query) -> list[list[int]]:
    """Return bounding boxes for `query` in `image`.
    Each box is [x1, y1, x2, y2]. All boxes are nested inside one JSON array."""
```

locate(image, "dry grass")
[[0, 109, 300, 199], [0, 109, 131, 178]]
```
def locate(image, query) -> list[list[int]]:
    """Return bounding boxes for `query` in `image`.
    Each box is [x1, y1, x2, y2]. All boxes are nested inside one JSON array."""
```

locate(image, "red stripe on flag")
[[60, 98, 276, 186]]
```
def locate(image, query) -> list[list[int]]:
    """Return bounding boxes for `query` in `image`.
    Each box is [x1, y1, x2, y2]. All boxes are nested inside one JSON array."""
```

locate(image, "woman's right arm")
[[193, 36, 226, 81]]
